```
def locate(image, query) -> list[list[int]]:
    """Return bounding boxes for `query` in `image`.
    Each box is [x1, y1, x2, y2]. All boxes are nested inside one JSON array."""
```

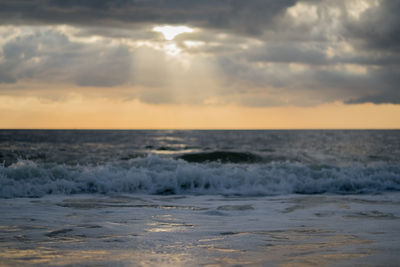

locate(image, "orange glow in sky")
[[1, 95, 399, 129]]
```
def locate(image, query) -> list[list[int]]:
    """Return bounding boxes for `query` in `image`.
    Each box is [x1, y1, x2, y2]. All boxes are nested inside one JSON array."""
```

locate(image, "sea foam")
[[1, 155, 399, 198]]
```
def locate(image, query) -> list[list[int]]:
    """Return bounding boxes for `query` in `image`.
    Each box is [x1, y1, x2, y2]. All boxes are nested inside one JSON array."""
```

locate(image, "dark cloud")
[[214, 53, 398, 106], [345, 0, 400, 52], [347, 92, 400, 104], [346, 67, 400, 104], [246, 43, 328, 65], [0, 0, 296, 35]]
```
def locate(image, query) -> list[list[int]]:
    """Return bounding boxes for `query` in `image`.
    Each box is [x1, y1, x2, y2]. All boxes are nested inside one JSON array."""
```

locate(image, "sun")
[[153, 25, 194, 41]]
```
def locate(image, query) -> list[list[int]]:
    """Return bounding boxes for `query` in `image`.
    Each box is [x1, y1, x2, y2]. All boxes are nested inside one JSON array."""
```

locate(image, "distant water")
[[1, 130, 399, 198]]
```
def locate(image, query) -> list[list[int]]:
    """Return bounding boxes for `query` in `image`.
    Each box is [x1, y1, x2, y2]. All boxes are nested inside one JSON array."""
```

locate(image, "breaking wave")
[[1, 155, 399, 198]]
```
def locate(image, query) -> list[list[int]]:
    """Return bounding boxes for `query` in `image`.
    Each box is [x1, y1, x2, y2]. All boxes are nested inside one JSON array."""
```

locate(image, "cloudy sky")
[[0, 0, 399, 128]]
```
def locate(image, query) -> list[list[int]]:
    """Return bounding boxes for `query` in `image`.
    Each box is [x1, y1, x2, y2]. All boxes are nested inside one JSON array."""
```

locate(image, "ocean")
[[1, 130, 399, 266]]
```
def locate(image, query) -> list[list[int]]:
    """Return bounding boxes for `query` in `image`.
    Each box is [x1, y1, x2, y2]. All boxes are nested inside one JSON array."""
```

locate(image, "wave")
[[1, 156, 400, 198]]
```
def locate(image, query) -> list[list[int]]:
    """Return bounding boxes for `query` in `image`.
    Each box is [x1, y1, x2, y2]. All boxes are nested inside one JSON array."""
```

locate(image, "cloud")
[[0, 0, 296, 36], [344, 0, 400, 51], [75, 46, 131, 87], [0, 27, 133, 87], [246, 43, 329, 65], [346, 67, 400, 104], [0, 0, 399, 106]]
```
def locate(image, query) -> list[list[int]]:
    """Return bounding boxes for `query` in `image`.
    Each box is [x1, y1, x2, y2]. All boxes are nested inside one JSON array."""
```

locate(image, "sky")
[[0, 0, 399, 129]]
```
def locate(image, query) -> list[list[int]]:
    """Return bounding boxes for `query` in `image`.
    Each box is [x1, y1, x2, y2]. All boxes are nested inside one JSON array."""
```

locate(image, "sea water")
[[0, 130, 399, 266]]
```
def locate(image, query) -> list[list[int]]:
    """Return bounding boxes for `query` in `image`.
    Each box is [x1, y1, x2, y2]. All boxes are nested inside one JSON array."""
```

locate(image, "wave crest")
[[1, 156, 400, 198]]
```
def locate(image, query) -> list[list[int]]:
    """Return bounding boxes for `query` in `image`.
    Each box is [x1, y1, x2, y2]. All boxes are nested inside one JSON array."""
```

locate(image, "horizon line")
[[1, 128, 399, 131]]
